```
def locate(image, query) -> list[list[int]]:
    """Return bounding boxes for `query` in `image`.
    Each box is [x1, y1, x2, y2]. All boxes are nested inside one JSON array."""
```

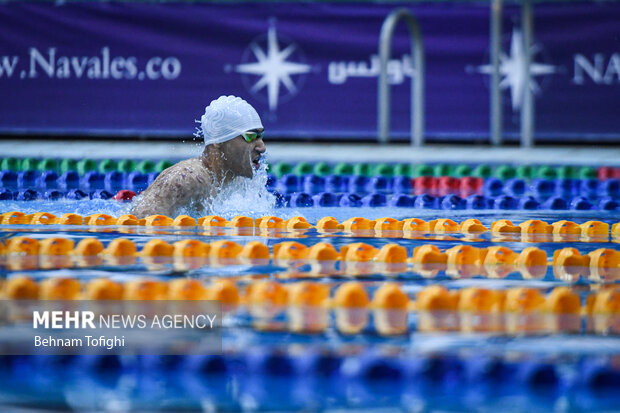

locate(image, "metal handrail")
[[377, 8, 425, 146], [490, 0, 503, 145], [521, 0, 535, 147]]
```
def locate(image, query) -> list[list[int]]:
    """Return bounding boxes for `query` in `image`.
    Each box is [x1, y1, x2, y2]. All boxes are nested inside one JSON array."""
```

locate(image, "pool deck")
[[1, 139, 619, 166]]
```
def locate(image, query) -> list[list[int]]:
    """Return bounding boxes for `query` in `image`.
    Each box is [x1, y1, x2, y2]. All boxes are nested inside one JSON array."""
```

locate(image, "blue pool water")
[[1, 166, 620, 412]]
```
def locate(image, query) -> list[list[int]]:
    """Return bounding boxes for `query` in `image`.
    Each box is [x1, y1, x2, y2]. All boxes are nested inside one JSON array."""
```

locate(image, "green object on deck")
[[1, 157, 20, 172], [155, 160, 175, 173], [117, 159, 137, 173], [292, 162, 313, 176], [272, 162, 292, 178], [333, 162, 353, 176], [137, 160, 156, 174], [412, 164, 433, 177], [352, 163, 372, 177], [98, 159, 118, 173], [472, 164, 492, 178], [77, 159, 98, 175], [312, 162, 331, 177], [59, 159, 78, 173], [493, 165, 516, 180]]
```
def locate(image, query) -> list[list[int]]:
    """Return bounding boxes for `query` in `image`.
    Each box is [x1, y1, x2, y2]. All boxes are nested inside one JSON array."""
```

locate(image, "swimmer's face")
[[220, 128, 266, 178]]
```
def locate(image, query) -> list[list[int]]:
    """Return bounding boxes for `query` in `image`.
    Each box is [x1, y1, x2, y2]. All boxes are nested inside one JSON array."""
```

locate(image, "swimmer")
[[131, 95, 266, 218]]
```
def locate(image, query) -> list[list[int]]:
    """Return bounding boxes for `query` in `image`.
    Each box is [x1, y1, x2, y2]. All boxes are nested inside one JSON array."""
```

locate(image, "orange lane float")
[[340, 242, 378, 262], [228, 215, 254, 228], [491, 219, 521, 233], [199, 215, 227, 227], [581, 221, 609, 237], [29, 212, 57, 225], [172, 215, 197, 227], [40, 238, 74, 255], [415, 285, 458, 312], [116, 214, 139, 225], [306, 242, 340, 261], [143, 215, 174, 226], [2, 212, 619, 241], [446, 245, 485, 266], [375, 244, 408, 264], [104, 238, 137, 256], [206, 279, 240, 306], [316, 216, 343, 231], [552, 220, 581, 235], [0, 277, 616, 322], [519, 219, 553, 234], [402, 218, 429, 232], [168, 278, 207, 300], [3, 276, 39, 299], [483, 246, 519, 266], [457, 287, 500, 313], [239, 241, 271, 260], [1, 211, 29, 225], [590, 288, 620, 314], [459, 218, 488, 233], [505, 288, 545, 313], [553, 248, 590, 267], [173, 239, 209, 257], [431, 218, 459, 233], [411, 245, 447, 264], [140, 239, 174, 257], [333, 282, 370, 308], [246, 280, 288, 307], [273, 241, 308, 260], [1, 235, 619, 270], [341, 217, 375, 232], [40, 277, 81, 300], [545, 287, 581, 314], [84, 278, 124, 300], [288, 282, 330, 307], [257, 215, 284, 230], [588, 248, 620, 269], [85, 213, 116, 226], [371, 283, 409, 310], [123, 278, 168, 300], [57, 213, 84, 225], [7, 237, 40, 255], [284, 216, 312, 230], [374, 217, 404, 231], [209, 240, 243, 259], [74, 238, 104, 256]]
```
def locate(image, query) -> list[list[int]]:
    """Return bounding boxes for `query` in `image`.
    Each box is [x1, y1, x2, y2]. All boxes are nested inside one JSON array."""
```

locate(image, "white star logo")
[[474, 28, 557, 111], [234, 25, 312, 111]]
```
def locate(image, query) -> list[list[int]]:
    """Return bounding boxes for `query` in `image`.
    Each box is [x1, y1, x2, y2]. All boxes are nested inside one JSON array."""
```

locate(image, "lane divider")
[[2, 237, 619, 273], [2, 277, 618, 320], [1, 211, 618, 239]]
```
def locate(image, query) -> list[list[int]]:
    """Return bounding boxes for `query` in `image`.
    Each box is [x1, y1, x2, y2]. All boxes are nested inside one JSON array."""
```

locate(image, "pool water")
[[1, 161, 619, 412]]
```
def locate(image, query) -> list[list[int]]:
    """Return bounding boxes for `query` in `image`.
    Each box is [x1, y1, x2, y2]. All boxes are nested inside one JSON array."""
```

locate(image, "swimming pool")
[[1, 158, 619, 412]]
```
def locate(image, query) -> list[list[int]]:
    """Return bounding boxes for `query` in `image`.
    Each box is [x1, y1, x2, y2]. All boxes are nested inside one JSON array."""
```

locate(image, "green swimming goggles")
[[241, 130, 264, 143]]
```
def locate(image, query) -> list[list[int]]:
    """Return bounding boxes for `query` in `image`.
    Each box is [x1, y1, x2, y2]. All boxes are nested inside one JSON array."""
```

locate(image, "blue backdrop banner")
[[0, 2, 618, 142]]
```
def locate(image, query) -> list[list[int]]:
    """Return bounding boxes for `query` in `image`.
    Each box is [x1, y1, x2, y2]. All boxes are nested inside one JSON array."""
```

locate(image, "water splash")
[[195, 154, 281, 219]]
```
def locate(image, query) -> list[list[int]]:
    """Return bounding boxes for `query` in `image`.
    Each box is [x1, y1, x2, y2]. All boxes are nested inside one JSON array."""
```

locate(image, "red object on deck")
[[412, 176, 437, 195], [437, 176, 459, 195], [114, 190, 136, 202], [459, 177, 483, 195], [598, 166, 616, 180]]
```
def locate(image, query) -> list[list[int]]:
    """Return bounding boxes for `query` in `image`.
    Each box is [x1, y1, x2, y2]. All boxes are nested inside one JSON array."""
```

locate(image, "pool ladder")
[[377, 8, 425, 146]]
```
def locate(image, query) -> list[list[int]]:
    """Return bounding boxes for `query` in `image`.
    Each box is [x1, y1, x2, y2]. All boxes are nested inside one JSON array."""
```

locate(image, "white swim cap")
[[199, 95, 263, 145]]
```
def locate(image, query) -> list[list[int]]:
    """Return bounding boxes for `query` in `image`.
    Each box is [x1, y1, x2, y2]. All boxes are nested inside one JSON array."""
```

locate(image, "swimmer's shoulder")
[[154, 158, 212, 186]]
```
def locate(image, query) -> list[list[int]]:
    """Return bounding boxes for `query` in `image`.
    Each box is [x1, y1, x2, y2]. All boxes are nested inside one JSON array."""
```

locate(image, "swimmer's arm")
[[131, 164, 206, 218]]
